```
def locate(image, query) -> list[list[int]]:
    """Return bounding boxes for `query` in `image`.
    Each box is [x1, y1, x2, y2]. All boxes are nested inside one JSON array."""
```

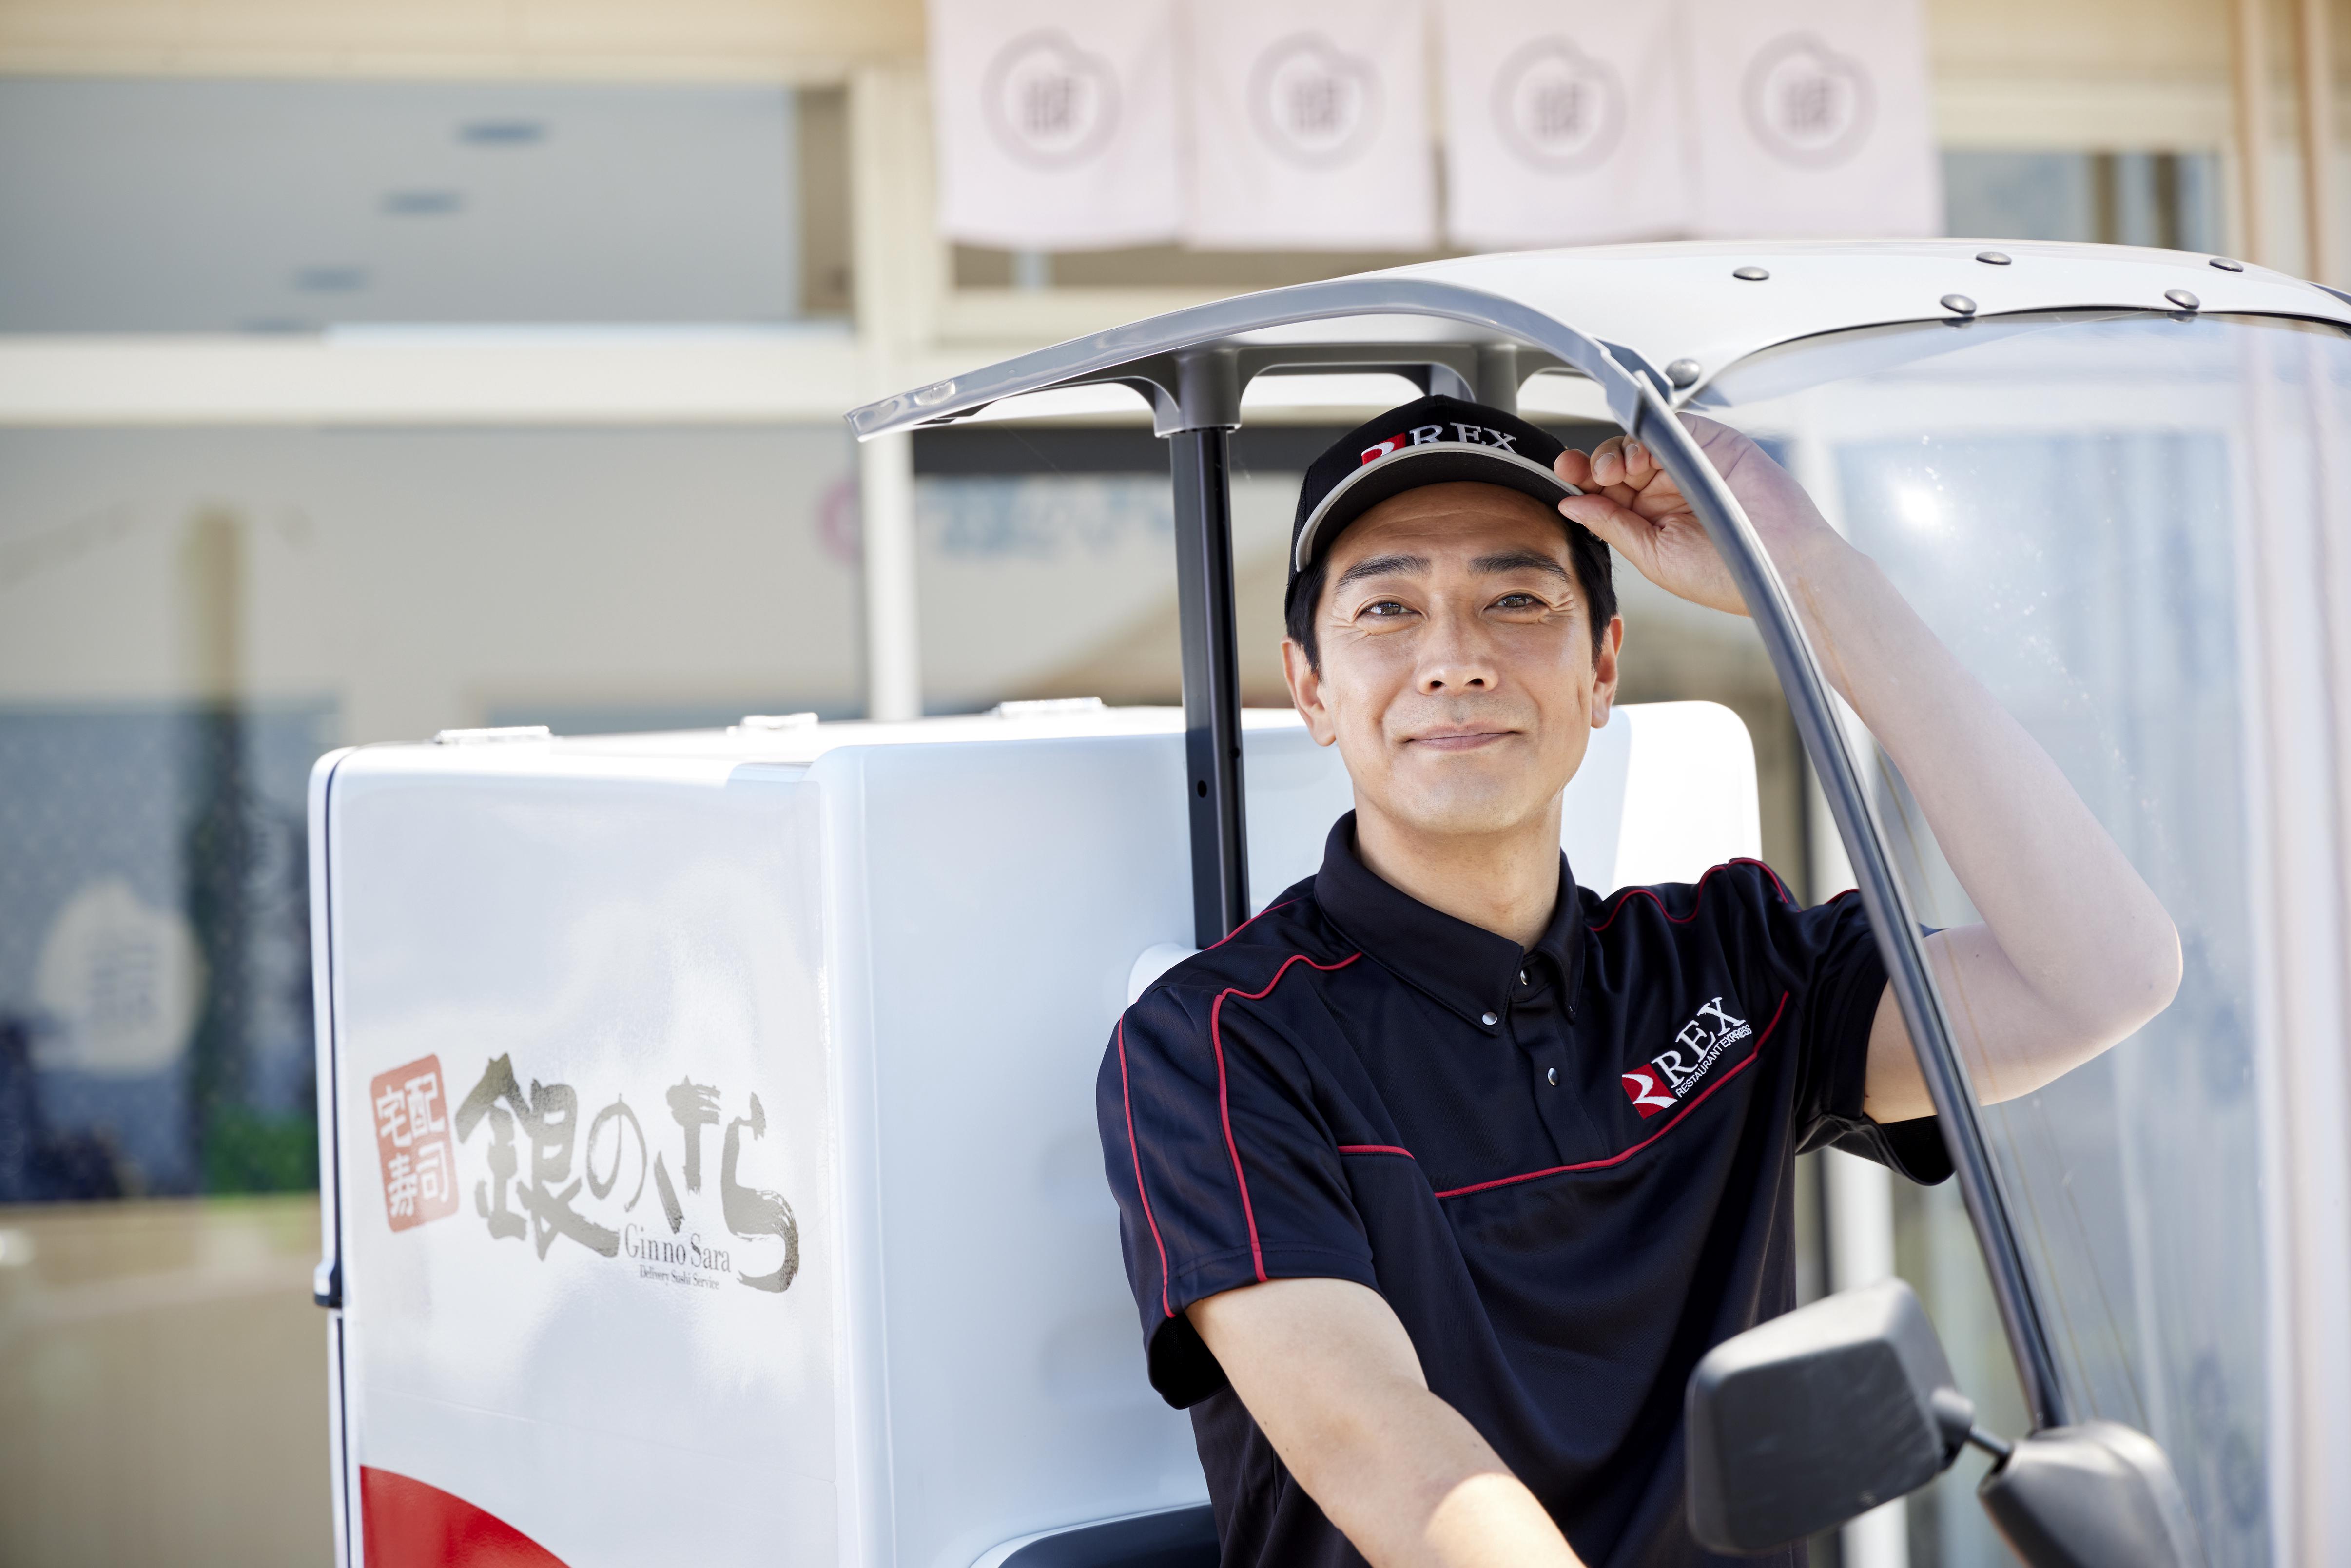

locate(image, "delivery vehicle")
[[311, 241, 2351, 1566]]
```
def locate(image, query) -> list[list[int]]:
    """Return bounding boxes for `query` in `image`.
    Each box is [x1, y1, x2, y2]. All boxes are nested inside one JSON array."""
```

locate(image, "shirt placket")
[[1503, 952, 1595, 1161]]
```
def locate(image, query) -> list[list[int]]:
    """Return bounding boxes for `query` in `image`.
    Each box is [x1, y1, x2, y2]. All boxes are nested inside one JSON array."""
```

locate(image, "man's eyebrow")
[[1333, 552, 1429, 589], [1470, 550, 1572, 580]]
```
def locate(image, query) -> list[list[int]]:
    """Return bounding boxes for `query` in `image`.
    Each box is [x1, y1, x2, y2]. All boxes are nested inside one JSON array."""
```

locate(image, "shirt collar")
[[1313, 812, 1585, 1026]]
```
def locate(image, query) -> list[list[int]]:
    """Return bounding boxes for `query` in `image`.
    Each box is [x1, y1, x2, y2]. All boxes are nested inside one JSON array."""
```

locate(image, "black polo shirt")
[[1096, 814, 1949, 1568]]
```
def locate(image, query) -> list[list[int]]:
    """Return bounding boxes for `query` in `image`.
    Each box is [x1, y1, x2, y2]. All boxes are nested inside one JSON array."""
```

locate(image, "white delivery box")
[[310, 701, 1759, 1568]]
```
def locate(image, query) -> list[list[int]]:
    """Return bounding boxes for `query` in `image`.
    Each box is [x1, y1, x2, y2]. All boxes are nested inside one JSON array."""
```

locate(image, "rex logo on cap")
[[1360, 422, 1525, 465], [1288, 394, 1588, 588]]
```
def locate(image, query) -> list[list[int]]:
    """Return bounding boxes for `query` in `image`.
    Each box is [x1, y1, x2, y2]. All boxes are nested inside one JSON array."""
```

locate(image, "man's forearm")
[[1189, 1278, 1586, 1568], [1778, 530, 2181, 1103], [1288, 1376, 1585, 1568]]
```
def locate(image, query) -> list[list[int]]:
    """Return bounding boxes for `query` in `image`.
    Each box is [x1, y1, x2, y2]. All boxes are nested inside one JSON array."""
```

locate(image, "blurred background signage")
[[1184, 0, 1438, 249], [1442, 0, 1693, 246], [1688, 0, 1943, 238], [930, 0, 1184, 249], [928, 0, 1938, 250]]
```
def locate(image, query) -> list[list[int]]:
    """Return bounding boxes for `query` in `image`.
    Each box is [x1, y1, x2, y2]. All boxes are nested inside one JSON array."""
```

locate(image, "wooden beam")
[[0, 0, 922, 81], [847, 61, 935, 721], [2234, 0, 2275, 264], [2298, 0, 2336, 282], [0, 329, 875, 424]]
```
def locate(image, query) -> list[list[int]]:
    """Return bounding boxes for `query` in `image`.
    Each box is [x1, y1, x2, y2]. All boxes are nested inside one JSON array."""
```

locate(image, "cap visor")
[[1294, 444, 1580, 571]]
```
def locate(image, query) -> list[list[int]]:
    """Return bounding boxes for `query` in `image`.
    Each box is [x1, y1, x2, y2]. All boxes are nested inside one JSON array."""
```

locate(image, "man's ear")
[[1282, 639, 1338, 747], [1590, 616, 1625, 729]]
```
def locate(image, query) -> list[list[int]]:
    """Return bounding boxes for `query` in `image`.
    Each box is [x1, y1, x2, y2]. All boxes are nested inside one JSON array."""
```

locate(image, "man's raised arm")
[[1557, 420, 2183, 1122], [1187, 1277, 1586, 1568]]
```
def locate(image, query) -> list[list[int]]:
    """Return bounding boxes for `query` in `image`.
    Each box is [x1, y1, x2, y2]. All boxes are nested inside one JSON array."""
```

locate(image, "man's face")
[[1282, 482, 1622, 844]]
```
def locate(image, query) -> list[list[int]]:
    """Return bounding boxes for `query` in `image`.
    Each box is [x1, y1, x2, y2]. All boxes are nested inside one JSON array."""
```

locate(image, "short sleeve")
[[1745, 875, 1953, 1186], [1097, 982, 1380, 1408]]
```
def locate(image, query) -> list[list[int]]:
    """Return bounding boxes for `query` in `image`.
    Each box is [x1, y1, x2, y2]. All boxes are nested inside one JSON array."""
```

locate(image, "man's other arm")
[[1559, 421, 2182, 1123], [1807, 515, 2183, 1122], [1187, 1277, 1586, 1568]]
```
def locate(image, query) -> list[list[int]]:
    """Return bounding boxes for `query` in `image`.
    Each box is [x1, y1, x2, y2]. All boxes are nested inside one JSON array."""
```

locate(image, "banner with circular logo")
[[1440, 0, 1693, 248], [929, 0, 1182, 250], [1185, 0, 1434, 251], [1686, 0, 1939, 238]]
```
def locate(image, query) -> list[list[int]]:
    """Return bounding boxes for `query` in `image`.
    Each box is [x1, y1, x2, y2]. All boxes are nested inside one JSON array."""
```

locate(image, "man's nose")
[[1418, 608, 1498, 693]]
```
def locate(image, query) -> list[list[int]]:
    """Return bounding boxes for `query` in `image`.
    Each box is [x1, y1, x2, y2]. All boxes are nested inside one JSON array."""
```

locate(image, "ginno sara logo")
[[1621, 997, 1752, 1119], [372, 1048, 800, 1298]]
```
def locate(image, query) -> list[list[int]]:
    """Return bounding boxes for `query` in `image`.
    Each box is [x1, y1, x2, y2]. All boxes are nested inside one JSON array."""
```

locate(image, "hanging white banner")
[[1686, 0, 1940, 239], [1185, 0, 1435, 251], [1441, 0, 1693, 249], [927, 0, 1183, 251]]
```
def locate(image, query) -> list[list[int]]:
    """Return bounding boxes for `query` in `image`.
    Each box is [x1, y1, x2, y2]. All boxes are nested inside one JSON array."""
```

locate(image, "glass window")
[[1943, 149, 2225, 252], [0, 426, 860, 1203], [1704, 308, 2342, 1565], [0, 79, 847, 330]]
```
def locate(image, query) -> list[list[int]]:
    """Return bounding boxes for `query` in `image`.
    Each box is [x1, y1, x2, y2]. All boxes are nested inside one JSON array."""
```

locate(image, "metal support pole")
[[1827, 1146, 1909, 1567], [1170, 426, 1249, 946], [1474, 344, 1520, 410], [859, 430, 921, 721]]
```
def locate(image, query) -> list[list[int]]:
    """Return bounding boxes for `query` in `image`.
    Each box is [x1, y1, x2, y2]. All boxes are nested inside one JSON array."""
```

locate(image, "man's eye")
[[1363, 600, 1410, 618], [1493, 592, 1542, 610]]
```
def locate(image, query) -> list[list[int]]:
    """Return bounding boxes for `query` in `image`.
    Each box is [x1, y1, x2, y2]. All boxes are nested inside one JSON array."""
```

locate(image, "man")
[[1096, 394, 2179, 1568]]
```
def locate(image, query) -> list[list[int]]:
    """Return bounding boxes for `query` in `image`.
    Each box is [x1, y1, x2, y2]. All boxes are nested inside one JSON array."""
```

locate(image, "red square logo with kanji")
[[371, 1055, 460, 1232]]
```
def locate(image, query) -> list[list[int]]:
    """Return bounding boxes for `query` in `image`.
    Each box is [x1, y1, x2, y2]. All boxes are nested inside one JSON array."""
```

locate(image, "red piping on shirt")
[[1117, 1019, 1176, 1319], [1208, 899, 1299, 949], [1212, 950, 1364, 1282], [1349, 991, 1791, 1199], [1587, 858, 1793, 935]]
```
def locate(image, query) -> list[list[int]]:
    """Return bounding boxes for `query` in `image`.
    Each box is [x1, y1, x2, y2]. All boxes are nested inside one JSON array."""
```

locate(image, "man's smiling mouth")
[[1408, 729, 1515, 752]]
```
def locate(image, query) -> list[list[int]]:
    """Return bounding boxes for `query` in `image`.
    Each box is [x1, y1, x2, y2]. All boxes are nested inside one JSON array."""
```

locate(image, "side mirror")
[[1979, 1422, 2203, 1568], [1687, 1280, 2206, 1568], [1686, 1278, 1969, 1553]]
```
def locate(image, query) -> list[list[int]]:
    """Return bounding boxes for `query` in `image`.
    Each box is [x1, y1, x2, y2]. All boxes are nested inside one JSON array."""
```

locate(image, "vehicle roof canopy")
[[849, 240, 2351, 441]]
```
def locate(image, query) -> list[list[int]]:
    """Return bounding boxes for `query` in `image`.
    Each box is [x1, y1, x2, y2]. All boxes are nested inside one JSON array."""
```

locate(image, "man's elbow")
[[2146, 915, 2185, 1014], [2064, 909, 2183, 1048], [2118, 910, 2184, 1031]]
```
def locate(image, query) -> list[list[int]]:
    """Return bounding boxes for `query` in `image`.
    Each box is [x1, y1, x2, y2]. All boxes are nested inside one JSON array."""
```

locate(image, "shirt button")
[[1518, 969, 1528, 986], [1547, 1067, 1559, 1086], [1481, 1011, 1498, 1026]]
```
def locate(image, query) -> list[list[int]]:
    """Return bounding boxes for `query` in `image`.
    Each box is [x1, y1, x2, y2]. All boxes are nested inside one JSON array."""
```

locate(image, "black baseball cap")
[[1286, 394, 1583, 599]]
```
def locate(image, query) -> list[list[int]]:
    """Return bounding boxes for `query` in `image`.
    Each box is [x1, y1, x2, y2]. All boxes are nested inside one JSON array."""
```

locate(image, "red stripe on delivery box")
[[361, 1466, 570, 1568]]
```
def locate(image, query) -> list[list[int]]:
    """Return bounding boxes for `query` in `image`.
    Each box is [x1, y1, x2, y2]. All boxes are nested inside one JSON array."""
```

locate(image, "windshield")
[[1706, 309, 2351, 1568]]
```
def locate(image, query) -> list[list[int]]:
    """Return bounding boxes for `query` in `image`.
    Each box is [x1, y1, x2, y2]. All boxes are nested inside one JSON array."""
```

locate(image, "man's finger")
[[1560, 494, 1653, 554], [1587, 437, 1628, 489], [1554, 447, 1593, 490]]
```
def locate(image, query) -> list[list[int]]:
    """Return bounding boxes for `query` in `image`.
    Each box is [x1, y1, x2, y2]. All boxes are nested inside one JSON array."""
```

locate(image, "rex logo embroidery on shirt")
[[1620, 997, 1753, 1120]]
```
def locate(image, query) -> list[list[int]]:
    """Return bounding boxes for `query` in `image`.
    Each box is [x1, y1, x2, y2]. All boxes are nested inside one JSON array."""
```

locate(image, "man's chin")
[[1374, 786, 1557, 844]]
